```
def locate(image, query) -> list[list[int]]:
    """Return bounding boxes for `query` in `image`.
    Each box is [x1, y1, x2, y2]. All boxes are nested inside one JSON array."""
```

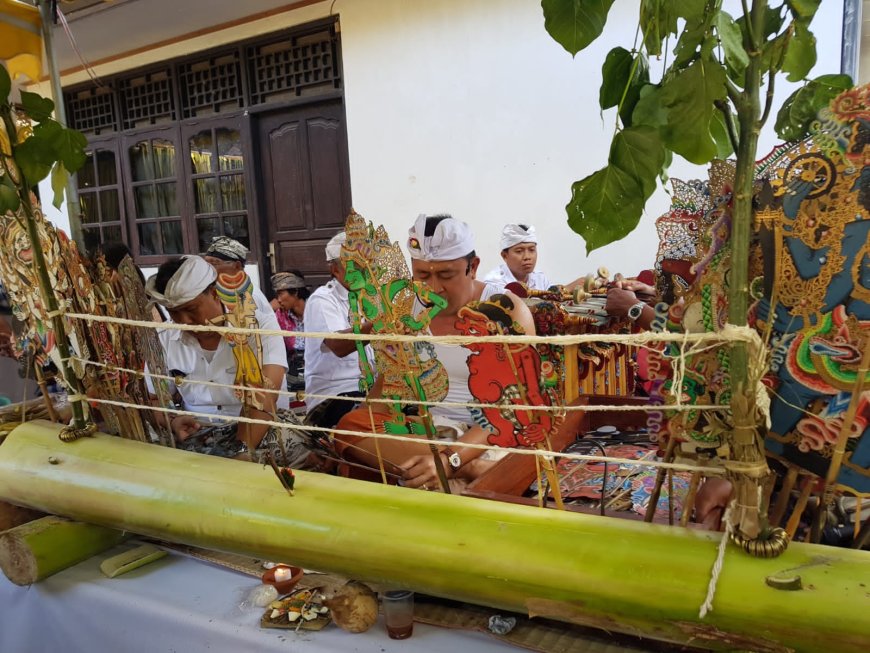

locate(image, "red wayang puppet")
[[455, 294, 559, 448]]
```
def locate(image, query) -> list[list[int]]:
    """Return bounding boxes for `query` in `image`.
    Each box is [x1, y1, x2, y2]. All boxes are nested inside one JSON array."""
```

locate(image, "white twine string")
[[64, 311, 763, 348], [67, 356, 731, 414], [84, 396, 726, 475], [699, 499, 736, 619]]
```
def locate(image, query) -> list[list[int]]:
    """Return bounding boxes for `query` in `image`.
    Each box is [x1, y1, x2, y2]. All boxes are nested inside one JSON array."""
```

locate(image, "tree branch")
[[715, 100, 741, 154], [741, 0, 757, 51], [759, 67, 776, 127], [725, 77, 744, 110]]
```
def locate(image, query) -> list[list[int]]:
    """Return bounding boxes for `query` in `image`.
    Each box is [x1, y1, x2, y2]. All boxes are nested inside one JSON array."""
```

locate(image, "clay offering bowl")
[[262, 564, 304, 595]]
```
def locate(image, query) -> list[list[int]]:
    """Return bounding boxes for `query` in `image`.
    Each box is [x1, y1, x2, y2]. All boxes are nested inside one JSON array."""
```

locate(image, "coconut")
[[322, 580, 378, 633]]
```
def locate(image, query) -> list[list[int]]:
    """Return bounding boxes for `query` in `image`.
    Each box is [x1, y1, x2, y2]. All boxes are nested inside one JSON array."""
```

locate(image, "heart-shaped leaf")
[[566, 164, 645, 253], [782, 21, 816, 82], [609, 126, 665, 199], [542, 0, 615, 56], [20, 91, 55, 123]]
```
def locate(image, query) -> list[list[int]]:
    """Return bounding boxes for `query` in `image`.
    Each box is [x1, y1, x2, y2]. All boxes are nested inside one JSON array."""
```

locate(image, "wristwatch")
[[627, 301, 646, 321], [441, 446, 462, 471]]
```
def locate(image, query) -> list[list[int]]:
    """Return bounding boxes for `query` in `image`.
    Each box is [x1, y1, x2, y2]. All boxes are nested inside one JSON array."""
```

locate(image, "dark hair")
[[518, 224, 529, 230], [423, 215, 452, 236], [100, 241, 133, 270], [277, 286, 312, 301], [153, 258, 186, 295]]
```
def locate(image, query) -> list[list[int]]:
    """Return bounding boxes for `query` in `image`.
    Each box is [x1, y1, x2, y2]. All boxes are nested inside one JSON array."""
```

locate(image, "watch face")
[[448, 452, 462, 469], [628, 303, 643, 319]]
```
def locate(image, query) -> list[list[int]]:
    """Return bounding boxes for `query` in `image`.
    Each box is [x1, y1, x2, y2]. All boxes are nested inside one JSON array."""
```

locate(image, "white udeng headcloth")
[[500, 224, 538, 250], [145, 256, 217, 309], [407, 214, 475, 261], [325, 231, 347, 262]]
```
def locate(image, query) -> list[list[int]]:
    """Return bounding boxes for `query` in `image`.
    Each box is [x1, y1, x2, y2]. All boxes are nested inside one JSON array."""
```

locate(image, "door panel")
[[256, 100, 351, 288]]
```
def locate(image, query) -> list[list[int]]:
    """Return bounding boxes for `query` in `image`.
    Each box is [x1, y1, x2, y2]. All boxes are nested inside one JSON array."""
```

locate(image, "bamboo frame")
[[0, 421, 867, 653]]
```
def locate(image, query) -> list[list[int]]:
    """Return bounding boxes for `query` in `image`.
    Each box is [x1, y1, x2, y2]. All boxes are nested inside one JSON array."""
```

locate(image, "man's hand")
[[605, 287, 641, 319], [615, 279, 656, 300], [171, 415, 201, 441], [401, 453, 450, 490]]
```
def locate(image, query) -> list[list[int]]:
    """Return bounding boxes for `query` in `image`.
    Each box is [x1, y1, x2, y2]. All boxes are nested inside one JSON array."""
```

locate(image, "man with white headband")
[[302, 231, 372, 429], [145, 256, 293, 459], [334, 214, 535, 490], [484, 224, 551, 290], [202, 235, 272, 313]]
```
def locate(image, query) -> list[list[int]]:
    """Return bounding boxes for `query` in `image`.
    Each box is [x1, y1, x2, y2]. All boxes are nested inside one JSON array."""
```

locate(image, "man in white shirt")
[[202, 236, 272, 313], [303, 232, 370, 429], [483, 224, 551, 291], [145, 256, 289, 455]]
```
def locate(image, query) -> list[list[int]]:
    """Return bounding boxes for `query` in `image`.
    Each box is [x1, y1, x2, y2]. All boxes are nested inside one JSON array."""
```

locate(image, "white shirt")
[[148, 305, 289, 419], [428, 281, 506, 425], [252, 287, 274, 314], [484, 263, 550, 291], [303, 279, 365, 412]]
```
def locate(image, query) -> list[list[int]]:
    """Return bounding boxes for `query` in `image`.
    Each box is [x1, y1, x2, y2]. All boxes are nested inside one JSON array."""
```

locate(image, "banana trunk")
[[0, 421, 867, 652], [0, 515, 127, 585]]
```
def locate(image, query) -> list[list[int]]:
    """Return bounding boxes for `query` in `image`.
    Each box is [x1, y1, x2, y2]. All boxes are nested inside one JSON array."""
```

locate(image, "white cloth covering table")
[[0, 543, 521, 653]]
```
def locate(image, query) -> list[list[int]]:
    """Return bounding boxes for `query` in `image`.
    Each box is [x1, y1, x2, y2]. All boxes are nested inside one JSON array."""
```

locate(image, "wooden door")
[[255, 100, 351, 288]]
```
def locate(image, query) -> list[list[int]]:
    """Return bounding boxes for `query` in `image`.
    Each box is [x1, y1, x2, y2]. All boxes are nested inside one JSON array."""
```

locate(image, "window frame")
[[75, 135, 127, 254]]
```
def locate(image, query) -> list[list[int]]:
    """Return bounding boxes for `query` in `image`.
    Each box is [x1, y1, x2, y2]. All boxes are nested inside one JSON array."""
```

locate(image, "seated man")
[[484, 224, 550, 290], [334, 214, 535, 490], [202, 236, 272, 313], [145, 256, 316, 468], [303, 232, 372, 429]]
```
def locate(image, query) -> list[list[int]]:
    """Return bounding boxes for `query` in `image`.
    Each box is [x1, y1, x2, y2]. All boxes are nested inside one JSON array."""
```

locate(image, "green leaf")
[[639, 0, 678, 56], [787, 0, 821, 19], [631, 84, 667, 128], [0, 179, 20, 215], [760, 29, 790, 72], [660, 58, 728, 164], [0, 65, 11, 105], [782, 21, 816, 82], [599, 47, 633, 110], [609, 126, 665, 199], [619, 53, 649, 128], [566, 165, 645, 254], [676, 0, 708, 22], [542, 0, 615, 56], [738, 5, 786, 39], [50, 161, 68, 210], [19, 91, 55, 123], [710, 110, 735, 159], [13, 134, 55, 186], [715, 11, 748, 74], [775, 74, 852, 142], [52, 125, 88, 173]]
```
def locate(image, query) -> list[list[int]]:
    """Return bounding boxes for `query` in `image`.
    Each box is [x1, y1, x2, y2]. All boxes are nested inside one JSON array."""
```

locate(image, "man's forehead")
[[169, 293, 206, 312]]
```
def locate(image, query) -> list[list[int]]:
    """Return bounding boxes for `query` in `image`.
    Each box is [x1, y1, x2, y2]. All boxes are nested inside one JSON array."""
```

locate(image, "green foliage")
[[775, 73, 853, 141], [1, 63, 88, 209], [541, 0, 615, 56], [0, 67, 10, 108], [566, 165, 644, 255], [540, 0, 843, 252], [0, 176, 20, 214]]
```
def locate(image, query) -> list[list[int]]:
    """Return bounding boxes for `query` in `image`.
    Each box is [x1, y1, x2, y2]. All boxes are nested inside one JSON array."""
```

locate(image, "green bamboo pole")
[[0, 515, 127, 585], [725, 0, 775, 543], [0, 421, 867, 652], [0, 106, 88, 431]]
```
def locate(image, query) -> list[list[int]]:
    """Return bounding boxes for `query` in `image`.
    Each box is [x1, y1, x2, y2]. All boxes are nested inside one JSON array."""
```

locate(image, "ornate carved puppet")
[[755, 84, 869, 496], [455, 293, 561, 448], [340, 212, 448, 435], [215, 268, 268, 412]]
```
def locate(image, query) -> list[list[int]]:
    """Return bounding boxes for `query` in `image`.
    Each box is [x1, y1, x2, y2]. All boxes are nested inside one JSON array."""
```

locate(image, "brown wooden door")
[[255, 100, 351, 288]]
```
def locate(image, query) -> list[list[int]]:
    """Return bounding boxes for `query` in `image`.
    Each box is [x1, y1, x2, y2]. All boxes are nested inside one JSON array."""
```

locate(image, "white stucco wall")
[[36, 0, 846, 286]]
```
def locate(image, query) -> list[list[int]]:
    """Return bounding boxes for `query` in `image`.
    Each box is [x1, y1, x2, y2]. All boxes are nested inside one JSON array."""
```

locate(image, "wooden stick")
[[785, 476, 814, 540], [770, 465, 799, 527], [0, 515, 127, 585], [680, 472, 702, 527], [644, 435, 677, 523]]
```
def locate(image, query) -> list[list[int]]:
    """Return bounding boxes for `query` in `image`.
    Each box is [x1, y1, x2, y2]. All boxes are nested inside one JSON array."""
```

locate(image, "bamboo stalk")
[[644, 435, 677, 522], [0, 515, 127, 585], [1, 421, 867, 652], [680, 472, 702, 527], [785, 478, 815, 541]]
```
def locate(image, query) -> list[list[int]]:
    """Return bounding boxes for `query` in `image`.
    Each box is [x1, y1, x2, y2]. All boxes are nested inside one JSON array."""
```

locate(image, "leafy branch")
[[541, 0, 849, 254]]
